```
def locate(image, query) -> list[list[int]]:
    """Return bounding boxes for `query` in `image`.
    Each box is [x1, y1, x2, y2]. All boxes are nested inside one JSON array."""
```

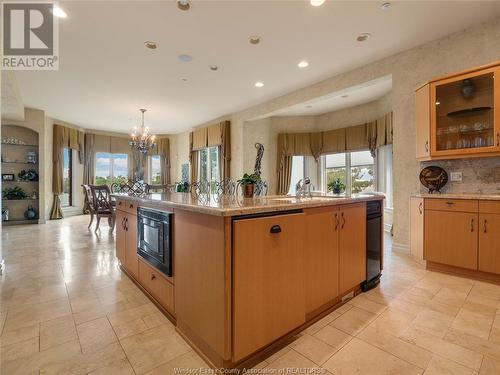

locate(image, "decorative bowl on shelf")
[[420, 166, 448, 194]]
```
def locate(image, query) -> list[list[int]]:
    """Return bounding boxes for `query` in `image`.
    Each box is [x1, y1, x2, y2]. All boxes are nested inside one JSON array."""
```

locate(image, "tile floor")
[[1, 216, 500, 374]]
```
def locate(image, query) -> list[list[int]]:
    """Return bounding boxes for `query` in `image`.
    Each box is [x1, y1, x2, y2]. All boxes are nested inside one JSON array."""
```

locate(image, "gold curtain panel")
[[191, 127, 208, 151]]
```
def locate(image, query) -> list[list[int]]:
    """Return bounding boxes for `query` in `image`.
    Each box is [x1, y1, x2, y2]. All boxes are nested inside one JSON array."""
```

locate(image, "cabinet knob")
[[118, 201, 122, 206], [270, 225, 281, 234], [445, 201, 454, 206], [151, 274, 156, 280], [129, 204, 134, 209], [497, 133, 499, 147], [418, 202, 423, 214], [334, 212, 339, 231], [471, 218, 474, 232], [484, 219, 488, 233], [425, 141, 429, 152], [341, 212, 346, 229]]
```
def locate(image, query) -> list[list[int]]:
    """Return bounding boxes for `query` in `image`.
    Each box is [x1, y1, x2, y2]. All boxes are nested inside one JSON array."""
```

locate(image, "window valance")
[[277, 111, 393, 161]]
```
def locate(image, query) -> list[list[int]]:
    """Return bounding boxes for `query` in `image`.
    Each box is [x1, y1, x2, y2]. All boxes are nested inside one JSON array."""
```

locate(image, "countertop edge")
[[412, 193, 500, 201], [112, 194, 385, 217]]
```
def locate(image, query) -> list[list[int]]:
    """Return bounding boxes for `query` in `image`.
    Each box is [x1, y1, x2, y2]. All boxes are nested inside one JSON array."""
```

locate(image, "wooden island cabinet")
[[421, 196, 500, 280], [114, 194, 380, 369]]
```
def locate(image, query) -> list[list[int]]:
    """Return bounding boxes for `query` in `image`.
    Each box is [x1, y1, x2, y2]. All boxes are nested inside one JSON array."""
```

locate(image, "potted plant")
[[239, 173, 261, 198], [327, 179, 346, 195], [2, 186, 28, 200]]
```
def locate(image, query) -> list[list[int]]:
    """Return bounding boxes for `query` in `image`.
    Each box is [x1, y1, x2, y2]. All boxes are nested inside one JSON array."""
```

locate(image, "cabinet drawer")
[[138, 258, 174, 313], [425, 198, 478, 212], [479, 200, 500, 214], [116, 199, 138, 215]]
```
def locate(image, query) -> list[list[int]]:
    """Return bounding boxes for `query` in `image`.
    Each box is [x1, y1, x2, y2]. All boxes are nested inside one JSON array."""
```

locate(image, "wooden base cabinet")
[[232, 213, 306, 362], [138, 258, 174, 313], [479, 213, 500, 274], [410, 197, 424, 260], [304, 207, 340, 314], [339, 203, 367, 294], [424, 210, 478, 270], [116, 205, 138, 279]]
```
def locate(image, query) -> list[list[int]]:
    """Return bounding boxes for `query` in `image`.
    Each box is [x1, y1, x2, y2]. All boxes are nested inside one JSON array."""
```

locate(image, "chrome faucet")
[[295, 177, 312, 198]]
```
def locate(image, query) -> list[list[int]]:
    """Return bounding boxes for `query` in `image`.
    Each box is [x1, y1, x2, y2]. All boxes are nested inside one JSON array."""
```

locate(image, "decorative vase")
[[242, 183, 255, 198], [24, 206, 38, 220]]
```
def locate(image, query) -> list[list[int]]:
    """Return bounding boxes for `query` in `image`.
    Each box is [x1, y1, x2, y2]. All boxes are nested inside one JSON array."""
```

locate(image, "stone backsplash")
[[420, 158, 500, 195]]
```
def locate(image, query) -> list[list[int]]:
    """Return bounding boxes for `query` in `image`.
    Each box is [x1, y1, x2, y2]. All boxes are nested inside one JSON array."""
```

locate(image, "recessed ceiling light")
[[310, 0, 325, 6], [52, 7, 67, 18], [249, 36, 262, 45], [298, 61, 309, 68], [177, 0, 191, 11], [181, 78, 188, 82], [356, 33, 372, 42], [305, 105, 313, 108], [178, 54, 193, 62], [380, 2, 391, 10], [209, 65, 218, 71], [341, 94, 349, 98], [255, 81, 264, 88], [144, 41, 158, 50]]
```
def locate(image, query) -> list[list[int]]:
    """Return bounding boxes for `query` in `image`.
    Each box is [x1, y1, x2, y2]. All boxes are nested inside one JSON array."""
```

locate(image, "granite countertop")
[[414, 193, 500, 201], [112, 192, 385, 217]]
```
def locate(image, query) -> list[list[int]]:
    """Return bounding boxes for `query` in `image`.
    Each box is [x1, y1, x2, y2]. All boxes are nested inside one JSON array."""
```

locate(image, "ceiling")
[[6, 1, 500, 134], [267, 75, 392, 117]]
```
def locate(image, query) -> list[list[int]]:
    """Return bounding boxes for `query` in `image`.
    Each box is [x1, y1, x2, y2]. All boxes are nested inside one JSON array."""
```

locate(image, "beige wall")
[[171, 17, 500, 249]]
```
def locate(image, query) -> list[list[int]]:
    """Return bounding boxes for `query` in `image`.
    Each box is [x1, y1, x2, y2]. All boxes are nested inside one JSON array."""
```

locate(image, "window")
[[288, 156, 305, 195], [198, 146, 219, 192], [95, 152, 129, 185], [149, 155, 161, 184], [61, 148, 72, 207], [322, 150, 375, 195], [377, 145, 393, 208]]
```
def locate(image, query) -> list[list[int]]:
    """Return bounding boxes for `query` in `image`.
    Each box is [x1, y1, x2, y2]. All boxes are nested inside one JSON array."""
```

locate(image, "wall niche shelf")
[[1, 125, 40, 225]]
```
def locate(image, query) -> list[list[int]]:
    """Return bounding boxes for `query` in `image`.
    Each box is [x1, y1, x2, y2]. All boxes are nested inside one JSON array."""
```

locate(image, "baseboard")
[[392, 242, 410, 253], [62, 207, 83, 217]]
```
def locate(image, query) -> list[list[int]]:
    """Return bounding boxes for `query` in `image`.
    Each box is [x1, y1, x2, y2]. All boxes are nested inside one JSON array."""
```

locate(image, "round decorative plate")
[[419, 166, 448, 193]]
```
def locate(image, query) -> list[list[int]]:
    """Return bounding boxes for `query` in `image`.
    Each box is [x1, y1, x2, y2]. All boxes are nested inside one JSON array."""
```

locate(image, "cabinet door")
[[410, 197, 424, 260], [479, 213, 500, 274], [416, 84, 431, 159], [115, 209, 126, 264], [233, 213, 305, 361], [125, 214, 139, 279], [430, 68, 496, 157], [304, 207, 339, 314], [424, 210, 478, 270], [339, 203, 366, 294]]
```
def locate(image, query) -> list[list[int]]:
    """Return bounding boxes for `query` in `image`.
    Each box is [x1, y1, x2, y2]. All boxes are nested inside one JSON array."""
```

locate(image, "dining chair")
[[90, 185, 116, 233], [82, 184, 96, 229]]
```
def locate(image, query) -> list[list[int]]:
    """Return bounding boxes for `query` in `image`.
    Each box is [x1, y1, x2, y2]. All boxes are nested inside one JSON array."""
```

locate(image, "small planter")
[[242, 183, 255, 198]]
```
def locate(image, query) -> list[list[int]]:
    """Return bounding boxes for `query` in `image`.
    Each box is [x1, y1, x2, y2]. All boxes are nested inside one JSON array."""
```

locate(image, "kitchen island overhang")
[[112, 192, 384, 369]]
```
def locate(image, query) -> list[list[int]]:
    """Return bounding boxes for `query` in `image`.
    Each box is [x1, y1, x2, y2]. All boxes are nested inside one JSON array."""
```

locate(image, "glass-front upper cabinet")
[[430, 66, 499, 157]]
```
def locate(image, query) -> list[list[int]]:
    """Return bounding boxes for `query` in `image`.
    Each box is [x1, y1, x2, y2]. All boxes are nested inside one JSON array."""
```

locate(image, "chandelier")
[[129, 109, 156, 154]]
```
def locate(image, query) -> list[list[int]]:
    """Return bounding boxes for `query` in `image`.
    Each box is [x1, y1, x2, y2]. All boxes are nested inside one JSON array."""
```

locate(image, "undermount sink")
[[269, 196, 346, 201]]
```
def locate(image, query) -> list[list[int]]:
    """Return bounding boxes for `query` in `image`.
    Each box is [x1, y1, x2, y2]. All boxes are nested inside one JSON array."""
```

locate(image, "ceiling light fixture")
[[255, 82, 264, 88], [177, 0, 191, 11], [310, 0, 325, 6], [52, 6, 67, 18], [178, 54, 193, 62], [209, 65, 218, 71], [249, 36, 262, 45], [144, 41, 158, 50], [356, 33, 372, 42], [298, 61, 309, 68], [341, 94, 349, 98], [305, 105, 313, 108], [380, 2, 391, 10], [129, 109, 156, 154]]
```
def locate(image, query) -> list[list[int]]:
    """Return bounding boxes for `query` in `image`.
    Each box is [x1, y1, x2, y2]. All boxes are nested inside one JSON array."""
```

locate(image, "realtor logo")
[[2, 2, 59, 70]]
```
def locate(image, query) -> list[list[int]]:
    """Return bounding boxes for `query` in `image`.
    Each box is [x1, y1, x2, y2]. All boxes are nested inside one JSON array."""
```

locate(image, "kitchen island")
[[113, 192, 384, 368]]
